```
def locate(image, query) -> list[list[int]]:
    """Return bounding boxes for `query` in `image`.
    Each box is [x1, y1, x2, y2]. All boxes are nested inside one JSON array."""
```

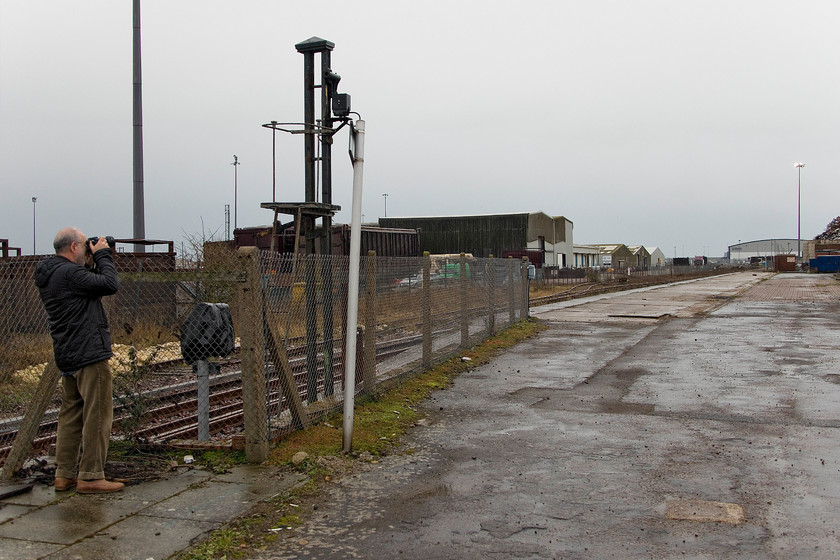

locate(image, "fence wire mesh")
[[258, 252, 527, 442], [1, 248, 527, 469]]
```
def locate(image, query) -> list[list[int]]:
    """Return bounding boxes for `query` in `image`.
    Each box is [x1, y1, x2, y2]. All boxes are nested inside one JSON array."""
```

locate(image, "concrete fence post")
[[508, 257, 515, 324], [460, 253, 468, 348], [422, 251, 432, 368], [521, 256, 530, 319], [487, 255, 496, 335], [236, 246, 268, 463]]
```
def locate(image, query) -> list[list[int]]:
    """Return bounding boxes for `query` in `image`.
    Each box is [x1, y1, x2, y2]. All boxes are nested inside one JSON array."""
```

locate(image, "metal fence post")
[[460, 253, 468, 347], [304, 254, 318, 403], [236, 246, 268, 463], [356, 325, 366, 392], [363, 251, 377, 394], [487, 255, 495, 335], [0, 360, 61, 480], [422, 251, 432, 368], [321, 255, 335, 397], [196, 359, 210, 441]]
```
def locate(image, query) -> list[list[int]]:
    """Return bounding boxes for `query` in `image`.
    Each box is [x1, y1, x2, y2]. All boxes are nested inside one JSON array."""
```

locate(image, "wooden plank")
[[266, 318, 310, 430], [0, 482, 34, 499], [0, 361, 61, 480]]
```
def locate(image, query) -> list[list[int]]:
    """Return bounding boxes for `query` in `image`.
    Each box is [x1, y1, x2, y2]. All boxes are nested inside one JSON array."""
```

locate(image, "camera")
[[86, 236, 116, 254]]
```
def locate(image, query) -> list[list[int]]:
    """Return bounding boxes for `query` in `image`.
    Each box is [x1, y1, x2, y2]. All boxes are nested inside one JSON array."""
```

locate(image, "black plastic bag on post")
[[179, 303, 235, 365]]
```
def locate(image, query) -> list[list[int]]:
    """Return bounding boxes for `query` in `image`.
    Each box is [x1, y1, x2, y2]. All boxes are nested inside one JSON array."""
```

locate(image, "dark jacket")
[[34, 250, 119, 373]]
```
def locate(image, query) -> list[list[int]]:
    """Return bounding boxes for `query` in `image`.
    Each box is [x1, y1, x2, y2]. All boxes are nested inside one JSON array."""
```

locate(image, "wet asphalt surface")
[[254, 272, 840, 559]]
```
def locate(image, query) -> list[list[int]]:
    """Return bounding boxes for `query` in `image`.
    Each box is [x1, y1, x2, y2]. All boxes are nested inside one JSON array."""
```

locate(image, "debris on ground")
[[15, 446, 176, 486], [815, 216, 840, 240]]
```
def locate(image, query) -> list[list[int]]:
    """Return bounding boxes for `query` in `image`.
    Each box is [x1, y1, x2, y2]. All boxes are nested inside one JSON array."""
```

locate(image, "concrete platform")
[[239, 271, 840, 559], [0, 466, 306, 560]]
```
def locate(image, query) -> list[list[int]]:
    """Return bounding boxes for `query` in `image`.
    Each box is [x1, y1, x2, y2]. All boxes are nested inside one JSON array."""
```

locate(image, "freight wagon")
[[234, 224, 419, 258]]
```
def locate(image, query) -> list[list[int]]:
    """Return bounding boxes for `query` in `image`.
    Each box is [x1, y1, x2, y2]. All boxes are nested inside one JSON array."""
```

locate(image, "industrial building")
[[645, 247, 667, 267], [573, 245, 599, 268], [574, 244, 635, 269], [627, 246, 652, 269], [727, 239, 804, 262], [803, 239, 840, 261], [379, 212, 573, 267]]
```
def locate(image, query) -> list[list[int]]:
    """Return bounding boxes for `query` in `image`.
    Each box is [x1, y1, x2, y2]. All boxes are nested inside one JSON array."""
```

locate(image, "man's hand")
[[90, 237, 110, 253]]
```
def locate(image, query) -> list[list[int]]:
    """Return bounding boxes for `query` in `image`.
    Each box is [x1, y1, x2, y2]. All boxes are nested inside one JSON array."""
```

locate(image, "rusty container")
[[774, 254, 797, 272]]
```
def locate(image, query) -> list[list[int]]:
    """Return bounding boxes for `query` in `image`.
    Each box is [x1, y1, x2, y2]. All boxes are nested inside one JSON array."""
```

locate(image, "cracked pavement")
[[253, 271, 840, 559]]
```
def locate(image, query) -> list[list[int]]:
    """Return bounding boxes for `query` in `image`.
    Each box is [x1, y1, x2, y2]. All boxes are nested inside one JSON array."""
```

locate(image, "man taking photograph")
[[34, 227, 123, 494]]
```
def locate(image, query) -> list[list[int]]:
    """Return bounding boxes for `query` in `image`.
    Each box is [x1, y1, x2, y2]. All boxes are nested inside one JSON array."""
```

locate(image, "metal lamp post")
[[32, 197, 37, 255], [795, 162, 805, 259], [232, 155, 239, 229], [382, 192, 388, 217]]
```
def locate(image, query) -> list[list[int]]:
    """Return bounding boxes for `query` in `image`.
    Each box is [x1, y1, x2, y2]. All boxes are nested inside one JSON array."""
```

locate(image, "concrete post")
[[460, 253, 468, 348], [422, 252, 432, 368], [508, 257, 515, 324], [521, 256, 530, 319], [487, 255, 495, 336], [237, 246, 269, 463]]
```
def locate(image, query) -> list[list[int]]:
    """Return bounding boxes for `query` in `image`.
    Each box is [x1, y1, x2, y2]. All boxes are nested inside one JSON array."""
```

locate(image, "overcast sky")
[[2, 1, 838, 258]]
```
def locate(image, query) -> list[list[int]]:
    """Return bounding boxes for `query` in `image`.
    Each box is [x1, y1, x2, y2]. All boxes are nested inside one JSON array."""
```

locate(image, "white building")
[[727, 239, 805, 262], [573, 244, 600, 267], [645, 247, 666, 267]]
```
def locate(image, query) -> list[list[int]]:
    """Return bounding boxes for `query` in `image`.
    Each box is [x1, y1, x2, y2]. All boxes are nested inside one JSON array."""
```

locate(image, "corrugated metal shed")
[[379, 212, 571, 260], [380, 213, 529, 258]]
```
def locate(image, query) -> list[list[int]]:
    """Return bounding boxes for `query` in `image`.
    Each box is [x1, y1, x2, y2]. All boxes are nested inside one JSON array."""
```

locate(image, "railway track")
[[0, 329, 441, 462], [2, 272, 731, 465]]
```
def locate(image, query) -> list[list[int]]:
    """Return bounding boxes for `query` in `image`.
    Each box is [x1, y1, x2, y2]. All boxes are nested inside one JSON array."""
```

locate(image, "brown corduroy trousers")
[[54, 360, 113, 481]]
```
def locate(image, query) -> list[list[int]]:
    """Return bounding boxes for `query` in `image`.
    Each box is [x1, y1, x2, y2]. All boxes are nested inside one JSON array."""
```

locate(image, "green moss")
[[175, 319, 545, 560], [197, 449, 248, 474]]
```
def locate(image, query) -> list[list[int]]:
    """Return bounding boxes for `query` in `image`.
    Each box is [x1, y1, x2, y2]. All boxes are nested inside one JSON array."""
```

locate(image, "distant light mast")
[[795, 162, 805, 259], [232, 155, 240, 229], [132, 0, 146, 253]]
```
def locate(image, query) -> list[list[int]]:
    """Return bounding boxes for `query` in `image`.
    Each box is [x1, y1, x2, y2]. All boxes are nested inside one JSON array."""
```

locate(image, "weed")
[[111, 345, 160, 443], [197, 449, 248, 474], [173, 319, 545, 560]]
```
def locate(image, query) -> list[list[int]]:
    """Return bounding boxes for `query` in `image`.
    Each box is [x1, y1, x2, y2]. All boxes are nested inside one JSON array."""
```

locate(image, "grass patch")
[[173, 318, 545, 560], [197, 449, 249, 474]]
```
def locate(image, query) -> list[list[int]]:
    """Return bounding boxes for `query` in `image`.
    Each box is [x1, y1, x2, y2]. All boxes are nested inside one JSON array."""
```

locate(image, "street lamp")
[[232, 155, 240, 229], [795, 162, 805, 259], [382, 193, 388, 218], [32, 197, 37, 255]]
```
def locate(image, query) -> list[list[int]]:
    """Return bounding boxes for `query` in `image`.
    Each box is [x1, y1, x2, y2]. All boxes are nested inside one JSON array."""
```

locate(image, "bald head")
[[54, 228, 85, 255]]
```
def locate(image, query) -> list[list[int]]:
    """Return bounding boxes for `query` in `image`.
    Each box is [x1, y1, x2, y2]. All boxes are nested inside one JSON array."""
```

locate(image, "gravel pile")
[[815, 216, 840, 241]]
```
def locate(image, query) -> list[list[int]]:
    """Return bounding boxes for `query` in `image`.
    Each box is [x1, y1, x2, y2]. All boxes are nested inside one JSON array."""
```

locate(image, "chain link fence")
[[1, 248, 528, 472]]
